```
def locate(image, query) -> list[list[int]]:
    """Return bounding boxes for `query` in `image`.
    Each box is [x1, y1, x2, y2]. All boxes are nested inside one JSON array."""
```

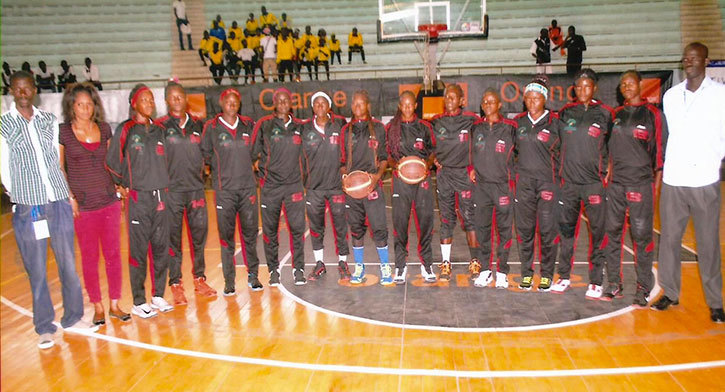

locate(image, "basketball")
[[342, 170, 373, 199], [397, 156, 428, 184]]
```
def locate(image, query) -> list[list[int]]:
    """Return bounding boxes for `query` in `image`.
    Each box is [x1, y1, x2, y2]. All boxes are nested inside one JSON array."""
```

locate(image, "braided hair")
[[387, 90, 416, 161]]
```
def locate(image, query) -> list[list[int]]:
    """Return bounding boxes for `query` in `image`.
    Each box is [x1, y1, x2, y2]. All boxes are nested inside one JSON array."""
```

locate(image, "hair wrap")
[[130, 86, 151, 107], [524, 82, 548, 99], [220, 88, 241, 102], [310, 91, 332, 107], [273, 87, 292, 102]]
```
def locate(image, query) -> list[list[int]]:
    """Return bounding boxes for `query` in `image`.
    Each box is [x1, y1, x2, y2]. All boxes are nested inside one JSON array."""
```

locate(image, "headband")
[[524, 82, 548, 100], [130, 86, 151, 107], [273, 87, 292, 102], [310, 91, 332, 107], [219, 88, 241, 102]]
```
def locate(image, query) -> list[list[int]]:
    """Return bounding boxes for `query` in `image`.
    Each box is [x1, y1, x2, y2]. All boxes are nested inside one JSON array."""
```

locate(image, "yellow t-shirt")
[[301, 33, 318, 48], [329, 39, 341, 51], [317, 45, 331, 62], [200, 36, 223, 53], [210, 20, 226, 29], [348, 33, 363, 47], [246, 19, 259, 34], [247, 35, 261, 50], [227, 37, 243, 52], [209, 50, 224, 65], [229, 27, 244, 41], [301, 46, 318, 62], [259, 13, 278, 27], [277, 37, 295, 61]]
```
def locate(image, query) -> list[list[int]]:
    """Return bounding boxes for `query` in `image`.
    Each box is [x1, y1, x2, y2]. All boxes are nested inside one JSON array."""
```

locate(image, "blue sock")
[[376, 246, 389, 264], [353, 246, 364, 264]]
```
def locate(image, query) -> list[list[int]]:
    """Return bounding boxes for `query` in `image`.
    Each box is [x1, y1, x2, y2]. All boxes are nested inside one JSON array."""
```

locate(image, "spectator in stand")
[[260, 28, 277, 82], [277, 28, 295, 82], [35, 61, 56, 93], [246, 29, 263, 78], [238, 39, 256, 84], [57, 60, 77, 92], [246, 13, 259, 35], [229, 21, 243, 42], [260, 6, 278, 32], [301, 26, 317, 48], [208, 41, 225, 85], [280, 13, 291, 30], [172, 0, 193, 51], [2, 62, 12, 95], [210, 20, 226, 42], [562, 26, 586, 76], [198, 30, 219, 66], [58, 82, 130, 326], [348, 27, 366, 64], [300, 40, 317, 81], [530, 28, 552, 74], [292, 29, 304, 81], [317, 28, 328, 47], [82, 58, 102, 91], [549, 19, 565, 56], [317, 37, 331, 80], [225, 32, 242, 84], [21, 62, 34, 76], [210, 14, 225, 29], [329, 34, 342, 65]]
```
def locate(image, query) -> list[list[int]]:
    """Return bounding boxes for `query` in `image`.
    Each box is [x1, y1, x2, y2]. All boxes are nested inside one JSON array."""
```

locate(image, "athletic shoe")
[[473, 270, 493, 287], [380, 263, 394, 286], [131, 303, 158, 319], [223, 287, 236, 296], [585, 284, 603, 300], [632, 286, 650, 308], [710, 308, 725, 323], [421, 264, 437, 283], [468, 258, 482, 279], [63, 319, 100, 334], [294, 268, 307, 286], [519, 276, 533, 290], [151, 296, 174, 312], [338, 261, 352, 281], [269, 270, 281, 287], [38, 333, 54, 349], [439, 261, 452, 281], [495, 272, 509, 289], [600, 283, 624, 301], [651, 295, 678, 311], [393, 266, 407, 284], [248, 274, 263, 291], [538, 277, 552, 292], [194, 276, 217, 297], [308, 261, 327, 281], [551, 278, 571, 294], [170, 282, 188, 306], [350, 263, 365, 284]]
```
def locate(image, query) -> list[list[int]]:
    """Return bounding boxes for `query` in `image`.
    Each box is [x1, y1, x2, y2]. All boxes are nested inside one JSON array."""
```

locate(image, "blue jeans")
[[13, 200, 84, 335]]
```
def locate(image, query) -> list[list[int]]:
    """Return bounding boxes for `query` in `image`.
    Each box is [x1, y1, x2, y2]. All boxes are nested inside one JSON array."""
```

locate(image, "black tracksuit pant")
[[306, 189, 349, 257], [514, 176, 558, 279], [128, 189, 170, 305], [346, 183, 388, 248], [215, 188, 259, 290], [474, 181, 514, 274], [392, 174, 434, 269], [436, 167, 475, 239], [167, 189, 208, 285], [261, 183, 306, 271]]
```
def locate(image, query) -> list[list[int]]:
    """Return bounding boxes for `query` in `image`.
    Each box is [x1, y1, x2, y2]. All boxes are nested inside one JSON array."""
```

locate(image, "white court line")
[[1, 228, 14, 239], [653, 228, 698, 255]]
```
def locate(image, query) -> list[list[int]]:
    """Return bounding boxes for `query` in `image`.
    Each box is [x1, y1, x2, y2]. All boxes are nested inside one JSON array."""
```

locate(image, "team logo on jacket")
[[219, 132, 231, 147], [414, 138, 424, 150], [156, 141, 165, 155], [537, 129, 550, 143], [190, 132, 201, 144], [588, 123, 601, 138], [271, 127, 283, 142], [564, 118, 577, 132], [495, 140, 506, 153], [330, 132, 340, 145], [242, 133, 250, 146], [437, 127, 448, 139], [293, 131, 302, 144], [612, 118, 622, 134], [368, 138, 378, 149], [633, 125, 649, 140], [458, 129, 469, 142], [517, 127, 527, 139], [130, 134, 144, 150]]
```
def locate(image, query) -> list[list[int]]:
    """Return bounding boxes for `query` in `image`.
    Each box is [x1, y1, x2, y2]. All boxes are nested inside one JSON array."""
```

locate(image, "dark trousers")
[[278, 59, 295, 82], [199, 50, 209, 65], [210, 63, 225, 85], [566, 62, 582, 76], [175, 18, 193, 50], [474, 181, 514, 274], [392, 174, 434, 269], [604, 182, 655, 291], [332, 50, 342, 65], [658, 181, 722, 308], [302, 61, 315, 80], [215, 188, 260, 288], [242, 61, 254, 83], [127, 189, 169, 305], [346, 183, 388, 248], [261, 183, 307, 271], [306, 189, 350, 256], [514, 176, 559, 279], [316, 60, 330, 80], [437, 167, 475, 239], [167, 189, 208, 285], [226, 59, 241, 81], [349, 46, 365, 62], [556, 181, 606, 284]]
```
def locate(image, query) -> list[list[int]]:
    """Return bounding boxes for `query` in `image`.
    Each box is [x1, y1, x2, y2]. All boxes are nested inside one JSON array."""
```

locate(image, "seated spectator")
[[316, 37, 331, 80], [259, 6, 278, 32], [210, 14, 225, 29], [549, 19, 565, 56], [238, 39, 256, 84], [208, 41, 225, 85], [246, 13, 259, 35], [329, 34, 342, 65], [280, 13, 291, 30], [245, 29, 263, 77], [348, 27, 366, 64], [82, 57, 102, 90], [229, 21, 243, 42], [57, 60, 77, 92], [530, 28, 552, 74], [36, 61, 56, 93], [210, 20, 226, 42], [198, 30, 213, 66], [225, 47, 241, 84], [2, 62, 13, 95], [21, 61, 34, 75]]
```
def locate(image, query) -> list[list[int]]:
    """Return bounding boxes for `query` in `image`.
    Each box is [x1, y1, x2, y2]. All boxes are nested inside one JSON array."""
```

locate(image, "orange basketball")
[[342, 170, 373, 199], [397, 156, 428, 184]]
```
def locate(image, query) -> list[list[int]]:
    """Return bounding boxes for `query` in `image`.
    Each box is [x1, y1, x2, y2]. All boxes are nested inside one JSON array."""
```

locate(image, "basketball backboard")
[[377, 0, 488, 43]]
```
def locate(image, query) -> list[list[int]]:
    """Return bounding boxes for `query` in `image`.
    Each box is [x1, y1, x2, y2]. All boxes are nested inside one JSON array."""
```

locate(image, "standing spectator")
[[653, 42, 725, 323], [208, 41, 225, 85], [229, 21, 243, 42], [280, 13, 291, 30], [293, 28, 305, 81], [259, 6, 278, 32], [35, 61, 56, 93], [2, 62, 14, 95], [210, 20, 226, 42], [260, 28, 277, 82], [172, 0, 193, 50], [82, 58, 102, 90], [238, 39, 256, 84], [58, 82, 129, 326], [57, 60, 77, 92], [300, 40, 317, 81], [301, 25, 317, 48], [276, 29, 296, 82], [562, 26, 586, 76], [549, 19, 565, 56], [531, 28, 552, 74], [348, 27, 366, 64], [329, 34, 342, 65], [1, 71, 99, 349], [316, 37, 331, 80], [246, 13, 259, 35]]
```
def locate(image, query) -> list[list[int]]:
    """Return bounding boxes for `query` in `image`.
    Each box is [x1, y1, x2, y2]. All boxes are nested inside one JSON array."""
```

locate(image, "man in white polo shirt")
[[653, 42, 725, 323]]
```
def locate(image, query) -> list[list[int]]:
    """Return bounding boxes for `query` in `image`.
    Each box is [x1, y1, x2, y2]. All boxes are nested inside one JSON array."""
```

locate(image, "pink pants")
[[74, 201, 122, 303]]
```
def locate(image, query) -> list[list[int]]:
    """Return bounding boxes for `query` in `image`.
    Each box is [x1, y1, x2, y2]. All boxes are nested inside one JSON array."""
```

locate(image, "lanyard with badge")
[[31, 206, 50, 240]]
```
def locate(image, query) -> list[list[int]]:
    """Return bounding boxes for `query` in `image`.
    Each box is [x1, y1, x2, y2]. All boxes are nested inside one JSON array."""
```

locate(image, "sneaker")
[[248, 274, 263, 291], [601, 283, 624, 301], [439, 261, 452, 281], [131, 303, 158, 319], [585, 284, 603, 300], [308, 261, 327, 281], [710, 308, 725, 323], [38, 333, 54, 349], [495, 272, 509, 289], [393, 266, 407, 284], [473, 270, 493, 287], [651, 295, 678, 311], [519, 276, 533, 290], [223, 287, 236, 296], [551, 278, 571, 294], [380, 264, 394, 286], [151, 296, 174, 312], [170, 282, 188, 306], [421, 264, 437, 283], [538, 277, 552, 292], [632, 285, 650, 308], [194, 276, 217, 297], [350, 263, 365, 284], [269, 270, 281, 287], [468, 258, 482, 279], [294, 268, 307, 286], [338, 261, 352, 281], [63, 319, 100, 334]]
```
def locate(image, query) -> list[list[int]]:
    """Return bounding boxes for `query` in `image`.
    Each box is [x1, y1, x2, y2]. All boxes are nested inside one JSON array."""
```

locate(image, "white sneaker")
[[132, 303, 158, 318], [473, 270, 493, 287], [585, 284, 603, 300], [393, 266, 407, 284], [151, 296, 174, 312], [420, 264, 437, 283], [38, 333, 54, 349], [495, 272, 509, 289], [63, 318, 100, 334], [551, 279, 571, 294]]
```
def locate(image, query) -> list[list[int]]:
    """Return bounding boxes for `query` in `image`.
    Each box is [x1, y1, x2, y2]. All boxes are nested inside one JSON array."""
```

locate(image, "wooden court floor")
[[1, 185, 724, 392]]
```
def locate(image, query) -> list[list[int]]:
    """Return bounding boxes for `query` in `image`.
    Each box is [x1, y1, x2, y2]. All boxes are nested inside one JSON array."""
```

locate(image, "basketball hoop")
[[418, 23, 447, 43], [418, 24, 447, 92]]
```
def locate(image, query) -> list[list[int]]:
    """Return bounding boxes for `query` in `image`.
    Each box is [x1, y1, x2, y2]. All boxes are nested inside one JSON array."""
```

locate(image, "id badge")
[[33, 219, 50, 240]]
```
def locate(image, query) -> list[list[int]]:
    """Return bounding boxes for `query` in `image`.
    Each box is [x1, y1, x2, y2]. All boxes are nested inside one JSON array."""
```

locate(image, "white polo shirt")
[[662, 76, 725, 187]]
